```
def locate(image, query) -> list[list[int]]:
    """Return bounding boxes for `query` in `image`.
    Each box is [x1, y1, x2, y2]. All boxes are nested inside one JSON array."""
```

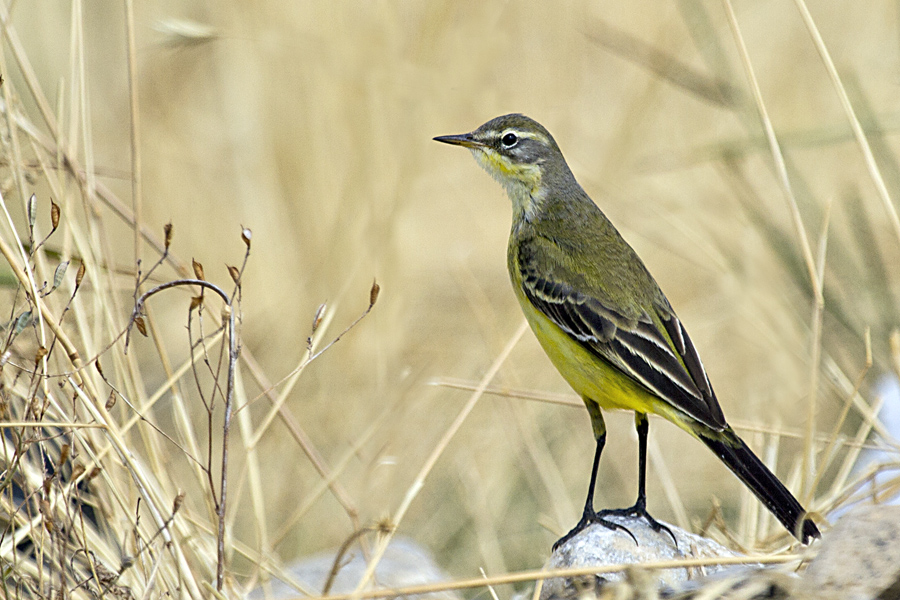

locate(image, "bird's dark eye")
[[501, 132, 518, 148]]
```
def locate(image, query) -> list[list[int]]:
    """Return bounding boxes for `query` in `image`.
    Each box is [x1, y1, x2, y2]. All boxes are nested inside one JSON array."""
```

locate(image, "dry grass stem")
[[316, 553, 803, 600]]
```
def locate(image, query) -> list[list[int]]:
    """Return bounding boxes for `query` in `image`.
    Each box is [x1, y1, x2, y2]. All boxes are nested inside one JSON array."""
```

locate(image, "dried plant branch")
[[123, 241, 247, 592]]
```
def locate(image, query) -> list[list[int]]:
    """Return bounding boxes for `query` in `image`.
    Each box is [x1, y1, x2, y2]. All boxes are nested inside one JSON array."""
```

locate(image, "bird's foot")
[[552, 510, 637, 551], [595, 501, 678, 548]]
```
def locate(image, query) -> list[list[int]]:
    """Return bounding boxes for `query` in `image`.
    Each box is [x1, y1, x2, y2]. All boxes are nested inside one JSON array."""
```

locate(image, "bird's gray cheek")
[[515, 149, 536, 164]]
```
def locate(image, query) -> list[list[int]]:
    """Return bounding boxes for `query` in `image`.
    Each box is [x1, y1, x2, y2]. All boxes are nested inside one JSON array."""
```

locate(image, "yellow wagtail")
[[434, 114, 819, 548]]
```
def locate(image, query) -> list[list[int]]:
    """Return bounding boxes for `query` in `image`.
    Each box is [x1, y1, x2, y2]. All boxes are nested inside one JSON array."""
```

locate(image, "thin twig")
[[124, 270, 242, 592], [125, 278, 229, 351], [323, 528, 374, 595]]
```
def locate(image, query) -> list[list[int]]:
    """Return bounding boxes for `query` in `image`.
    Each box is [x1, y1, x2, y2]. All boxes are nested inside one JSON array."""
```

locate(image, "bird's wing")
[[517, 237, 726, 430]]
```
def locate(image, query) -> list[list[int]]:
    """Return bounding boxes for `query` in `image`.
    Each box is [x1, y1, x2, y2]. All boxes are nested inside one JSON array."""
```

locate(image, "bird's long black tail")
[[700, 428, 819, 543]]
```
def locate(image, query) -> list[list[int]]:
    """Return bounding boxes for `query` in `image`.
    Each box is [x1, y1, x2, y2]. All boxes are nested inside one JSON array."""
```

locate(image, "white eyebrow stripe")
[[499, 129, 549, 145]]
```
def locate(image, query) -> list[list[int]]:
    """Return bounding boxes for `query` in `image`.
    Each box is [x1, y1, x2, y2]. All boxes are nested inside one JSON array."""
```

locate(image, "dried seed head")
[[369, 280, 380, 306], [51, 261, 68, 293], [227, 265, 240, 284], [71, 464, 86, 480], [50, 200, 60, 230], [312, 303, 327, 333], [75, 262, 86, 288], [164, 223, 173, 249], [59, 444, 70, 465], [134, 316, 148, 337], [27, 194, 36, 228], [192, 258, 205, 281], [241, 227, 252, 249], [173, 492, 185, 514], [374, 516, 395, 535], [13, 311, 31, 336]]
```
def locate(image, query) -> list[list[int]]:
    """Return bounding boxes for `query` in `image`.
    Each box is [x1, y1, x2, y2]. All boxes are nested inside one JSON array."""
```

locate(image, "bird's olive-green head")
[[434, 114, 577, 220]]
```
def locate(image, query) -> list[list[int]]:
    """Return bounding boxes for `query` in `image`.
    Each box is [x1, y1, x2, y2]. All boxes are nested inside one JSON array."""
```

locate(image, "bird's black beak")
[[433, 132, 484, 148]]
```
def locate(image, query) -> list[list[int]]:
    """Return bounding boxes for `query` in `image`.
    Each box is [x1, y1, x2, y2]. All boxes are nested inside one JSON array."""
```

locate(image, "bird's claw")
[[552, 511, 638, 551], [595, 503, 678, 548]]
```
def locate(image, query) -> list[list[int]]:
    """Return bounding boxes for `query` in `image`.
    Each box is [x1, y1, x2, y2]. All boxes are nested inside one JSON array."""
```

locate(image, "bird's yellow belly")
[[514, 288, 691, 429]]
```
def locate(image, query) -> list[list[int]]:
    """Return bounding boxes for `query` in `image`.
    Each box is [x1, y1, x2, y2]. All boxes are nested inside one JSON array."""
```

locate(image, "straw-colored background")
[[5, 0, 900, 595]]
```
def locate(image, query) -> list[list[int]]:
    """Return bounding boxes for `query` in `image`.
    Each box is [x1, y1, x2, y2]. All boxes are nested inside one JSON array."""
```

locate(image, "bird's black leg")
[[596, 413, 677, 546], [553, 403, 636, 550]]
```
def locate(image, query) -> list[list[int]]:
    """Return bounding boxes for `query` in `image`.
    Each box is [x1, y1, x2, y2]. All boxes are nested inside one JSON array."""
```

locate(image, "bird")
[[434, 113, 820, 549]]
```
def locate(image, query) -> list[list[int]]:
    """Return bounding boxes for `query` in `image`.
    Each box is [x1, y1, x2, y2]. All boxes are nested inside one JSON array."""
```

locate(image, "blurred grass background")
[[3, 0, 900, 597]]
